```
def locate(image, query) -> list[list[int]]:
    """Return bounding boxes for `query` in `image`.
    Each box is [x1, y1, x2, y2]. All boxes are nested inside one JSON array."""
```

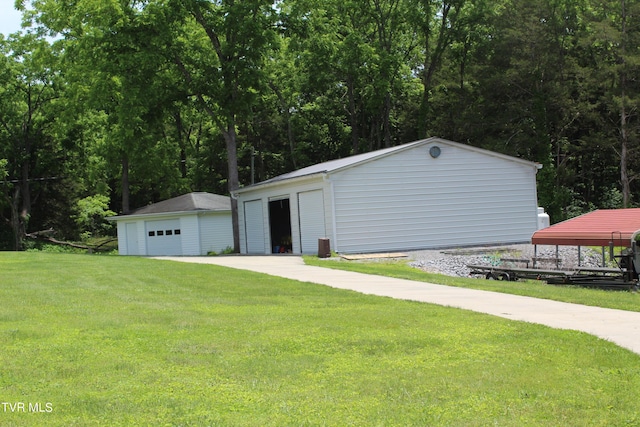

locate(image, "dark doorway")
[[269, 198, 292, 253]]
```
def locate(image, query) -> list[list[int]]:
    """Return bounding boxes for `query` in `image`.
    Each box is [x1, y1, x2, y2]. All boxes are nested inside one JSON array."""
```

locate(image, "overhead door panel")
[[298, 190, 326, 254], [146, 219, 182, 256], [244, 200, 265, 254]]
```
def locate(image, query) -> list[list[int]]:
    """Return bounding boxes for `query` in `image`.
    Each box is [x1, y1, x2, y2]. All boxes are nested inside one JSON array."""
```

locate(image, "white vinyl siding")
[[331, 143, 538, 253], [298, 190, 326, 254], [236, 138, 540, 255], [115, 212, 232, 256], [125, 222, 139, 255], [199, 213, 234, 254], [179, 215, 199, 255], [244, 199, 266, 254]]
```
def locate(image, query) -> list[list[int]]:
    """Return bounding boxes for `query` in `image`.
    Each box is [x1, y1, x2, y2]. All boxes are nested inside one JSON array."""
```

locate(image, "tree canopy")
[[1, 0, 639, 250]]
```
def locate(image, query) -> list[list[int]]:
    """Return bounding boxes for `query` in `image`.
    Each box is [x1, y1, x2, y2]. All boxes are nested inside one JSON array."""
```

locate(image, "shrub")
[[74, 195, 116, 238]]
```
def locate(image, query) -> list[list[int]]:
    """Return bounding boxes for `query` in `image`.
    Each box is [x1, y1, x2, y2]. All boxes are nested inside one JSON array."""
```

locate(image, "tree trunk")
[[347, 75, 360, 154], [621, 119, 630, 207], [620, 0, 631, 208], [17, 157, 31, 249], [9, 186, 23, 251], [383, 92, 392, 147], [222, 121, 240, 253], [269, 81, 297, 169], [174, 111, 188, 179], [419, 3, 453, 139], [122, 155, 130, 214]]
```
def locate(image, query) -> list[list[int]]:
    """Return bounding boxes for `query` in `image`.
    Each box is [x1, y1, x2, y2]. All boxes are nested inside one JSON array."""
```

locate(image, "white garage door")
[[244, 200, 265, 254], [146, 219, 182, 256], [298, 190, 326, 254]]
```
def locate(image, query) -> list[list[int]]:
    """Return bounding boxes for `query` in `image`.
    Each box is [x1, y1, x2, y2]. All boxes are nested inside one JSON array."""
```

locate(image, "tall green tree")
[[406, 0, 468, 138], [0, 32, 64, 249], [453, 0, 589, 220], [30, 0, 187, 213], [581, 0, 640, 208], [172, 0, 278, 251]]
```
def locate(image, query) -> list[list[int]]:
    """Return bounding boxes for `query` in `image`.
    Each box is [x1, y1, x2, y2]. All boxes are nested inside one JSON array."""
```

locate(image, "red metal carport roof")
[[531, 208, 640, 247]]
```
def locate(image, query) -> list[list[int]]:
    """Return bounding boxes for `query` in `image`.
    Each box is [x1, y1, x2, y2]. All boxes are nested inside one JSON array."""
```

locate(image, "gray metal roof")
[[249, 139, 429, 187], [128, 192, 231, 215]]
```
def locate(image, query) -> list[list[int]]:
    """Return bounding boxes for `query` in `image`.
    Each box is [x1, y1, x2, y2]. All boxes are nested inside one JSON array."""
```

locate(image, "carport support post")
[[578, 246, 581, 266], [533, 245, 537, 268], [556, 245, 559, 268]]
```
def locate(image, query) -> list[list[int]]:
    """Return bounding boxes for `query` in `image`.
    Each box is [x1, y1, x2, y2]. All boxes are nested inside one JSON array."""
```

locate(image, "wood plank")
[[340, 252, 408, 260]]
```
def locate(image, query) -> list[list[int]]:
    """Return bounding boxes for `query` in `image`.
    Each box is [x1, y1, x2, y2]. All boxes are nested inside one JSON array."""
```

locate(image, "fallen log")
[[25, 229, 116, 251]]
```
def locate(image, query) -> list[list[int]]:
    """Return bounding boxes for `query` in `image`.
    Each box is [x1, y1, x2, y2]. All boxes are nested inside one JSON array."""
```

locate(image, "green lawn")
[[1, 253, 639, 426], [304, 257, 640, 312]]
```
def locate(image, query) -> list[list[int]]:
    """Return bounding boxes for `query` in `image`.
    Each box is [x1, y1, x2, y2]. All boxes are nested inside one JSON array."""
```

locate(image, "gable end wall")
[[330, 142, 539, 253]]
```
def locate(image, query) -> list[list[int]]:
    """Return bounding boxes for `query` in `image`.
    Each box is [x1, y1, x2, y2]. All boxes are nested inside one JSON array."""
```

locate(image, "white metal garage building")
[[235, 137, 542, 255], [110, 192, 233, 256]]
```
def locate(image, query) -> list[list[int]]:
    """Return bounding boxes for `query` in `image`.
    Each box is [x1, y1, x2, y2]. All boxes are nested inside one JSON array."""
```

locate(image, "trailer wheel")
[[486, 272, 496, 280], [498, 272, 510, 281]]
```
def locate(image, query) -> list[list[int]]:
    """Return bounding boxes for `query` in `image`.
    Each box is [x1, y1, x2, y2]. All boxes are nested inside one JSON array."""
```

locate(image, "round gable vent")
[[429, 145, 441, 158]]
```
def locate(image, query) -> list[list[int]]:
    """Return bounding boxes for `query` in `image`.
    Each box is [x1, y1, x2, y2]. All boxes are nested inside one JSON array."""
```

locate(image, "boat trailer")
[[468, 238, 640, 291], [468, 264, 637, 290]]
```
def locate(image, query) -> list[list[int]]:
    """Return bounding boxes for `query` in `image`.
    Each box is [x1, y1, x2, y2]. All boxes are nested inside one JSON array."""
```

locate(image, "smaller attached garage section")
[[109, 192, 233, 256], [235, 137, 542, 255]]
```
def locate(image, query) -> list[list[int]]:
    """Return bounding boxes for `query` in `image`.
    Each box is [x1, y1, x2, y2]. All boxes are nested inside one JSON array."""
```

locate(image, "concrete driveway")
[[157, 255, 640, 355]]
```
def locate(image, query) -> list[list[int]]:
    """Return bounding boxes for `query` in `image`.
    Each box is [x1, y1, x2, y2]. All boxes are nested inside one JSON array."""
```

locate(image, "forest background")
[[1, 0, 639, 251]]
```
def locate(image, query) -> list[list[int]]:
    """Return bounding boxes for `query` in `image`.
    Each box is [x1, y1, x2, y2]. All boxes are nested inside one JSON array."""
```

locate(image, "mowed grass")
[[304, 257, 640, 312], [1, 253, 639, 426]]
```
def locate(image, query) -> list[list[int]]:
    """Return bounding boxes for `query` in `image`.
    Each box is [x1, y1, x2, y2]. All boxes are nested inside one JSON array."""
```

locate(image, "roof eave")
[[108, 208, 230, 221], [236, 172, 327, 194]]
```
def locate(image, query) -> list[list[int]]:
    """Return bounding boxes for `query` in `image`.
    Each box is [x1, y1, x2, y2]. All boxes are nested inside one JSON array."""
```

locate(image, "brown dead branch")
[[25, 229, 117, 252]]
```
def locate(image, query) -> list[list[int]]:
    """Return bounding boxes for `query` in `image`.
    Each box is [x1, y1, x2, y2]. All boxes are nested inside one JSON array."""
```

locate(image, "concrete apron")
[[156, 255, 640, 356]]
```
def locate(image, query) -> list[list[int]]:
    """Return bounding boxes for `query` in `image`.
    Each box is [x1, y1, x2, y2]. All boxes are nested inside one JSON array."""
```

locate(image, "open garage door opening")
[[269, 198, 292, 253]]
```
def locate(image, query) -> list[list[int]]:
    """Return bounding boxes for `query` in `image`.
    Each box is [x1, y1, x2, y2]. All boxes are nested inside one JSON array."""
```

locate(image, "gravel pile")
[[407, 244, 607, 278]]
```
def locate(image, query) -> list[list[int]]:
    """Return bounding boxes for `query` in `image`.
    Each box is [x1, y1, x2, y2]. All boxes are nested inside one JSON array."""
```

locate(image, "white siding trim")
[[327, 178, 339, 253], [199, 212, 234, 254]]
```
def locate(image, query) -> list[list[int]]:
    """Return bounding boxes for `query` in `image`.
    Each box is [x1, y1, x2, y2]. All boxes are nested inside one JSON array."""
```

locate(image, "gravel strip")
[[407, 244, 608, 278]]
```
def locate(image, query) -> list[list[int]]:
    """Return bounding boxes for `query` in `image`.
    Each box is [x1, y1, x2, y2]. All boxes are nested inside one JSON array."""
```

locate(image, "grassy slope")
[[1, 253, 639, 426], [304, 257, 640, 312]]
